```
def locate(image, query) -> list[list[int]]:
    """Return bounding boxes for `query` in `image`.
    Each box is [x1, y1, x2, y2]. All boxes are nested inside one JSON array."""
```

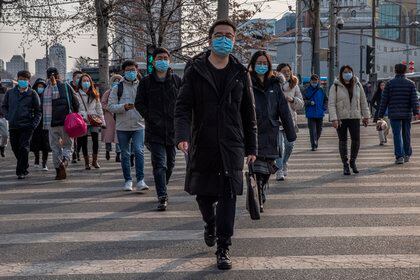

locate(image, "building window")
[[377, 65, 381, 72], [383, 65, 387, 73]]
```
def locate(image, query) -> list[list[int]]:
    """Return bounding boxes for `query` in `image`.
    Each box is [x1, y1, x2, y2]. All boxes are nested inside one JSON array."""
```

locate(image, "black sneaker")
[[157, 197, 168, 211], [404, 156, 410, 163], [395, 157, 404, 165], [17, 175, 25, 180], [204, 224, 216, 247], [216, 248, 232, 270]]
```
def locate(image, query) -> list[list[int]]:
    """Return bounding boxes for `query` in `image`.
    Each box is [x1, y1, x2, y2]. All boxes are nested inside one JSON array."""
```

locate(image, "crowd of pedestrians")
[[0, 19, 419, 271]]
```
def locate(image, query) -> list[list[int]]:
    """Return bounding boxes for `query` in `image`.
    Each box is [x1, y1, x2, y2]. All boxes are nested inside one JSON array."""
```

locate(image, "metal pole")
[[296, 0, 303, 76], [359, 29, 364, 80], [217, 0, 229, 20], [313, 0, 321, 75], [371, 0, 376, 75], [405, 13, 409, 64], [328, 0, 336, 88]]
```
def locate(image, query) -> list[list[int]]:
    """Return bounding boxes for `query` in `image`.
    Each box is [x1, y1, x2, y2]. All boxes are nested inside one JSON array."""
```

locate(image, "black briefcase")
[[245, 164, 260, 220]]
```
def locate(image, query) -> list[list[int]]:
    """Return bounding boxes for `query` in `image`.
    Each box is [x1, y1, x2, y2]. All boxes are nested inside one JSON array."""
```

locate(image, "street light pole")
[[328, 0, 336, 88]]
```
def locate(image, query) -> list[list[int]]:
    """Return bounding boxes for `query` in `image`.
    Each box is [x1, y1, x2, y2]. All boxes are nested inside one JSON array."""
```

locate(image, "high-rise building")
[[6, 55, 28, 78], [35, 58, 48, 79], [49, 43, 66, 76], [0, 59, 4, 72]]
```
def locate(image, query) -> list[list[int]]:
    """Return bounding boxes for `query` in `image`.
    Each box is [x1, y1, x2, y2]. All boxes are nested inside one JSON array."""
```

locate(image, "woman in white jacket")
[[275, 63, 304, 181], [76, 74, 105, 170], [328, 65, 370, 175]]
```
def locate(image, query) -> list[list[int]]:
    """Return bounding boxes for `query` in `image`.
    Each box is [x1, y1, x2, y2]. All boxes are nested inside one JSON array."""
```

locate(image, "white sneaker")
[[283, 164, 288, 177], [34, 164, 40, 168], [42, 165, 48, 171], [276, 170, 285, 181], [123, 181, 133, 191], [136, 180, 149, 191]]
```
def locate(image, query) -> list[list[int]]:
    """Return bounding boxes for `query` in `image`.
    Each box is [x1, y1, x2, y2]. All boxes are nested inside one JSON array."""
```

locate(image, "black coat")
[[51, 81, 79, 127], [2, 86, 42, 130], [135, 70, 181, 146], [252, 75, 296, 159], [378, 75, 419, 119], [175, 51, 257, 196]]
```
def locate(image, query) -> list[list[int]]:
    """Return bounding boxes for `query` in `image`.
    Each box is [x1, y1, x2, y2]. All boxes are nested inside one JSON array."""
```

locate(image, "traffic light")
[[409, 61, 415, 73], [366, 45, 375, 75], [146, 44, 156, 74]]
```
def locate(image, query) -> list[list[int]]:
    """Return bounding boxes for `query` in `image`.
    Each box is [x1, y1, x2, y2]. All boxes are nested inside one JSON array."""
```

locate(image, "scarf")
[[43, 81, 61, 129]]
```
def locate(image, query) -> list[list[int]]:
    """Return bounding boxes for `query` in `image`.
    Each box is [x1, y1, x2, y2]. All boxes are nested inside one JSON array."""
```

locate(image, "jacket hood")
[[32, 78, 46, 90], [110, 74, 123, 84]]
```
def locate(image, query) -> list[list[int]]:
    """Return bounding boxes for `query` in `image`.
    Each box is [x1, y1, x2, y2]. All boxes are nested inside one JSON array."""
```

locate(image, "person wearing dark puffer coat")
[[248, 50, 296, 213], [378, 63, 419, 164]]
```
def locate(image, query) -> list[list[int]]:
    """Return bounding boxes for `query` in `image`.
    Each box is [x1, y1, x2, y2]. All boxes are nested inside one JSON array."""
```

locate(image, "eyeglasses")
[[213, 32, 235, 40]]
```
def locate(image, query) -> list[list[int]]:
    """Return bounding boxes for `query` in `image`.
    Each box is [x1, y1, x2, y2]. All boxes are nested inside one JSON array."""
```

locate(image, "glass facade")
[[378, 4, 401, 41]]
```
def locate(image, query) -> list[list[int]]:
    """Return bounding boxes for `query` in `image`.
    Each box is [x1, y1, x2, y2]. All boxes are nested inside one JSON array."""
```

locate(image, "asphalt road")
[[0, 125, 419, 279]]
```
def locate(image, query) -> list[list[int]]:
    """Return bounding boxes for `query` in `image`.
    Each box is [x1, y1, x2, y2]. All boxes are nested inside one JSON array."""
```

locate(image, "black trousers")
[[77, 132, 99, 157], [196, 177, 237, 249], [149, 142, 176, 199], [336, 119, 361, 163], [308, 118, 323, 149], [9, 128, 33, 176]]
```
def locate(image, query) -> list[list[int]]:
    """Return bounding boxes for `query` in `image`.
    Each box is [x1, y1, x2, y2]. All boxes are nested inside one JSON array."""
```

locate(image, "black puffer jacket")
[[135, 70, 181, 146], [2, 85, 42, 130], [51, 81, 79, 127], [252, 75, 296, 158], [175, 51, 257, 196]]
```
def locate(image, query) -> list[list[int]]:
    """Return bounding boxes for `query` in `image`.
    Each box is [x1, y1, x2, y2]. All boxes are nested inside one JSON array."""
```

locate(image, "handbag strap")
[[64, 83, 72, 114], [78, 90, 88, 112]]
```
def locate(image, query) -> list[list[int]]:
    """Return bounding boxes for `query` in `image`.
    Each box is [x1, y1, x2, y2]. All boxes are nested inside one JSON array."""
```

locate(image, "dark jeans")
[[336, 119, 360, 142], [149, 142, 176, 198], [77, 132, 99, 157], [336, 119, 361, 163], [307, 118, 323, 148], [9, 128, 33, 176], [196, 177, 237, 250], [390, 119, 412, 159]]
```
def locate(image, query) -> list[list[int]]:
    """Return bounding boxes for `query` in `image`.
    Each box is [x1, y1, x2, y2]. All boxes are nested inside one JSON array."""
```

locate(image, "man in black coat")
[[2, 70, 42, 179], [174, 19, 257, 270], [135, 47, 182, 211], [378, 63, 419, 164]]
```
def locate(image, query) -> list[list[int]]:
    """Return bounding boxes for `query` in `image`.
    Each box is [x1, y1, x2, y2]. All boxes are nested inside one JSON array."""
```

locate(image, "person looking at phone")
[[108, 60, 149, 192], [328, 65, 370, 176]]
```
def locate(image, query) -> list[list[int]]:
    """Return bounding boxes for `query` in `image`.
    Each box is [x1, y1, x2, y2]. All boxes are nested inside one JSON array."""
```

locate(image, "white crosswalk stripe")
[[0, 126, 419, 278]]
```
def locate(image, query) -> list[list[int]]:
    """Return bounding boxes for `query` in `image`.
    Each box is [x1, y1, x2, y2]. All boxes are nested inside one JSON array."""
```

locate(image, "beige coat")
[[328, 78, 370, 122], [282, 82, 304, 126]]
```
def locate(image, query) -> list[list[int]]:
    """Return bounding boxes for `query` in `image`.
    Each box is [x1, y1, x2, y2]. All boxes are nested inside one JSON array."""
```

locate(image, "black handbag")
[[245, 163, 260, 220]]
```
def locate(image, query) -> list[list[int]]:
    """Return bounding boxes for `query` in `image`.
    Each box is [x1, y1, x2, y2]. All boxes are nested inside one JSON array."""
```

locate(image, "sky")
[[0, 1, 293, 74]]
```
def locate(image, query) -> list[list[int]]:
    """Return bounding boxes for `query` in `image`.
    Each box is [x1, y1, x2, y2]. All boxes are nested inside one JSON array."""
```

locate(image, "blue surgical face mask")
[[155, 60, 169, 72], [310, 82, 318, 88], [75, 79, 80, 85], [37, 87, 45, 94], [112, 82, 119, 88], [342, 72, 353, 81], [255, 65, 268, 75], [17, 80, 28, 89], [125, 70, 137, 81], [82, 81, 91, 89], [212, 36, 234, 57]]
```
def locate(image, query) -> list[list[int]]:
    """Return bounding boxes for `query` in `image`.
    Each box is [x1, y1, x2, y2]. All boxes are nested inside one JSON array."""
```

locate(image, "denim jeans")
[[390, 119, 412, 159], [117, 129, 145, 182], [276, 129, 295, 170], [149, 142, 176, 198]]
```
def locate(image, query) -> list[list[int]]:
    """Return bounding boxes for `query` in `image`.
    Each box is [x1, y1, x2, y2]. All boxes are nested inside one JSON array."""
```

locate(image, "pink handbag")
[[64, 113, 87, 138], [63, 84, 87, 138]]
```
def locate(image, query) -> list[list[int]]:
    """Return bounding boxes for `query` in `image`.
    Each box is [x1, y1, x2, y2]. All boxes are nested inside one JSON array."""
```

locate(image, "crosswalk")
[[0, 126, 419, 279]]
